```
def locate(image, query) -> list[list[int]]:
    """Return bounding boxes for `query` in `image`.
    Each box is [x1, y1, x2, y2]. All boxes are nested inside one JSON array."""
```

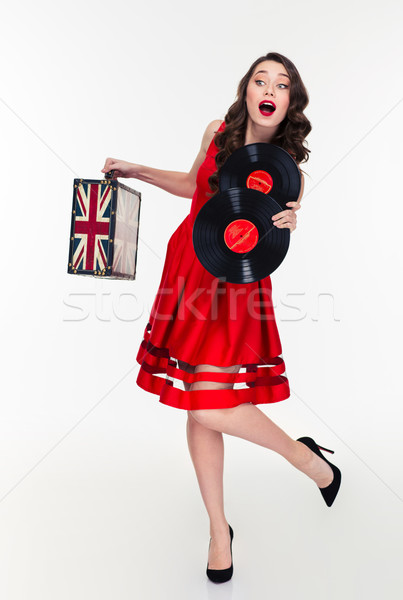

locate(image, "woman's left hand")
[[271, 200, 301, 233]]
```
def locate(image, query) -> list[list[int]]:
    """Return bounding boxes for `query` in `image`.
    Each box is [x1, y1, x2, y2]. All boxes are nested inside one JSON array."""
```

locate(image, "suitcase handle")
[[105, 169, 115, 179]]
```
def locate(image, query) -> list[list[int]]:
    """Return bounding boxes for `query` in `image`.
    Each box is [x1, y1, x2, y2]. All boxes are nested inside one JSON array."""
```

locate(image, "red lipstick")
[[259, 100, 276, 116]]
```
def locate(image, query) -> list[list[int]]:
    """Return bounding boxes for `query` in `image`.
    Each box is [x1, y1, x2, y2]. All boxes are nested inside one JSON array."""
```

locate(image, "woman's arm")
[[287, 168, 305, 207], [101, 119, 223, 199], [296, 170, 305, 204], [272, 169, 305, 232]]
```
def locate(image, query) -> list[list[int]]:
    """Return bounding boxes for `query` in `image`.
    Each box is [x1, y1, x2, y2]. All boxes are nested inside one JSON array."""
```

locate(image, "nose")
[[265, 87, 275, 96]]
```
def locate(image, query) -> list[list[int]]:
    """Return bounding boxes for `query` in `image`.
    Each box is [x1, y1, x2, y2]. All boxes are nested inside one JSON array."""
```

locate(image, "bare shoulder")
[[201, 119, 225, 154], [187, 119, 225, 186]]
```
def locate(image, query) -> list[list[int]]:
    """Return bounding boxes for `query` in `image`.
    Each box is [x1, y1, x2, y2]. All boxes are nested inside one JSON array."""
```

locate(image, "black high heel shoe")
[[296, 437, 342, 507], [206, 524, 234, 583]]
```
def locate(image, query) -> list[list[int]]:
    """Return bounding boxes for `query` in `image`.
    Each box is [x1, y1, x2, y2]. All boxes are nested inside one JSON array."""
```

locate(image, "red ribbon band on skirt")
[[135, 328, 290, 411]]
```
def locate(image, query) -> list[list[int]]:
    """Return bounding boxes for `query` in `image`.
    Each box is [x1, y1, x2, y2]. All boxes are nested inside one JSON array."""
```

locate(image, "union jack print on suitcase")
[[67, 171, 141, 280]]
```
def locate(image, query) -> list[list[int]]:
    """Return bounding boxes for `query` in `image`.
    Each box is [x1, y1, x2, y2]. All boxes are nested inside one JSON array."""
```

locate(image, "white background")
[[1, 0, 402, 598]]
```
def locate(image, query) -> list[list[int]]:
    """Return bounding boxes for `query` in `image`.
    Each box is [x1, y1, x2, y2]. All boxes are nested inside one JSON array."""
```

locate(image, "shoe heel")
[[296, 436, 342, 507], [317, 444, 334, 454], [206, 524, 234, 584]]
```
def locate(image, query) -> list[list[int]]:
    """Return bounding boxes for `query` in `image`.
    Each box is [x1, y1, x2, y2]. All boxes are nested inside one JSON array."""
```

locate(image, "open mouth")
[[259, 101, 276, 116]]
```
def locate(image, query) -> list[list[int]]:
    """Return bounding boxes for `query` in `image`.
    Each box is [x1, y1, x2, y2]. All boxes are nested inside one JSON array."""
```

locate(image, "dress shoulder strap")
[[206, 120, 225, 155]]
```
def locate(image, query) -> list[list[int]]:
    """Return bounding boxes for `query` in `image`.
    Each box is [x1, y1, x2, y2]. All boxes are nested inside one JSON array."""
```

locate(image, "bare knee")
[[189, 409, 210, 424], [189, 406, 237, 426], [187, 410, 199, 423], [187, 411, 212, 431]]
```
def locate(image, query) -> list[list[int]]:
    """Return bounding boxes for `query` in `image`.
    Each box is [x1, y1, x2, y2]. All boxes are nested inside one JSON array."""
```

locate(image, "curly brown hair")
[[208, 52, 312, 194]]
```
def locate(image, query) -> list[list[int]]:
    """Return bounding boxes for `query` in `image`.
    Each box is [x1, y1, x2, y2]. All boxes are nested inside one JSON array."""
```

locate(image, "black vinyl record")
[[192, 187, 290, 284], [219, 143, 301, 210]]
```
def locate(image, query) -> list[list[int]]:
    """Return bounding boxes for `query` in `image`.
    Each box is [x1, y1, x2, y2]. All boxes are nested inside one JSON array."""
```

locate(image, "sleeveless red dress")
[[136, 120, 290, 410]]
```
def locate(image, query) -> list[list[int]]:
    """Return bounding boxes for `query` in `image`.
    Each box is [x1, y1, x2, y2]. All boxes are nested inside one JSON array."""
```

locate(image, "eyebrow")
[[254, 69, 290, 79]]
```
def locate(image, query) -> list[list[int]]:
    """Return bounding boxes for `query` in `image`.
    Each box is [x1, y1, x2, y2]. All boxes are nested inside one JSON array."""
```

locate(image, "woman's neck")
[[244, 118, 279, 145]]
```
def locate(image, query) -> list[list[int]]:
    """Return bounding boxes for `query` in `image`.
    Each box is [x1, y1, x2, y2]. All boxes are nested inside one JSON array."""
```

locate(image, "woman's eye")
[[255, 79, 288, 89]]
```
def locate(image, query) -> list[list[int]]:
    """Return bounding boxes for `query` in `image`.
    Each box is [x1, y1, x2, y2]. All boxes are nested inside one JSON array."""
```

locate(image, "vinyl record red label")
[[246, 170, 273, 194], [224, 219, 259, 253]]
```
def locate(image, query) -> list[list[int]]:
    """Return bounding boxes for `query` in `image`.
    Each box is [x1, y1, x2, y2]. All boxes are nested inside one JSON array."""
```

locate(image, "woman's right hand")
[[101, 157, 139, 179]]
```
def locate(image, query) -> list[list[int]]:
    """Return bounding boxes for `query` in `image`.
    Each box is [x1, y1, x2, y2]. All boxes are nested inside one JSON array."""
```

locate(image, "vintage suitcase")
[[67, 170, 141, 280]]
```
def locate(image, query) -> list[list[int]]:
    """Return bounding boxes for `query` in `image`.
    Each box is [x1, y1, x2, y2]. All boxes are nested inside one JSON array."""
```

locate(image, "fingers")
[[273, 220, 296, 232], [286, 201, 301, 211], [273, 220, 296, 230], [271, 208, 293, 221], [271, 208, 297, 232], [101, 157, 116, 173]]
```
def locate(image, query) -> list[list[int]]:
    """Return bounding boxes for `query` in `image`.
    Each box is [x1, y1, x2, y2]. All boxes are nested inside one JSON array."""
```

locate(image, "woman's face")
[[245, 60, 290, 129]]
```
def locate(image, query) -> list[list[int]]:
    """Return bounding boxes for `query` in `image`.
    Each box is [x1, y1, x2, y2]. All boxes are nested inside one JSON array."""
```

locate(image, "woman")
[[102, 51, 342, 583]]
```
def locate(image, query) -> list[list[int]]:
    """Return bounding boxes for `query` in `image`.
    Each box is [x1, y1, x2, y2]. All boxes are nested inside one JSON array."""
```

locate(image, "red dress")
[[136, 120, 290, 410]]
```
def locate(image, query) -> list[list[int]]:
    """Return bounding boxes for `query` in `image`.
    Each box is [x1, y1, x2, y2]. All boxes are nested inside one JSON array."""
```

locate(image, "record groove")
[[219, 143, 301, 210], [192, 188, 290, 284]]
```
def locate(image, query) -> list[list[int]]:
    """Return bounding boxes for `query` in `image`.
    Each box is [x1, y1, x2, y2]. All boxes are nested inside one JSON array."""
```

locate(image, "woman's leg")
[[188, 380, 334, 489], [180, 360, 240, 570], [183, 360, 333, 570], [186, 413, 232, 569]]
